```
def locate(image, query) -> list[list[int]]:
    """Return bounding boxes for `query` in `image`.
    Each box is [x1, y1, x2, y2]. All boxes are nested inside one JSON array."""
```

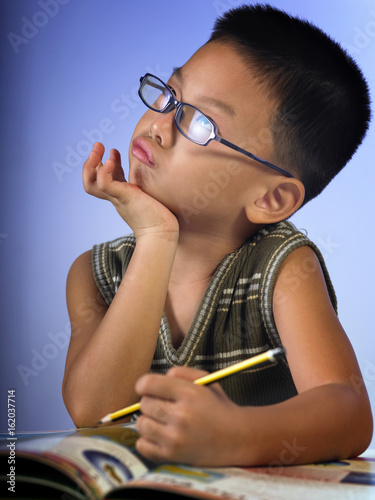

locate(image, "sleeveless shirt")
[[91, 221, 337, 407]]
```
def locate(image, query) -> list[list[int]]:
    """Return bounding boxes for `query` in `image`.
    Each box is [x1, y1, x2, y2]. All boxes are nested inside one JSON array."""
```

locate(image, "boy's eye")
[[168, 85, 177, 97], [154, 89, 171, 110], [197, 115, 212, 130]]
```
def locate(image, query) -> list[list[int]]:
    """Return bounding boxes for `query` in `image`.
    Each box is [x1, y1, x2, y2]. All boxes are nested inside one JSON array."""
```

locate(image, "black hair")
[[209, 4, 371, 204]]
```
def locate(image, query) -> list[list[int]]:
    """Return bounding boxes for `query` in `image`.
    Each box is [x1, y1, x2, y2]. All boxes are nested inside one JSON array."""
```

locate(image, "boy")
[[62, 4, 373, 466]]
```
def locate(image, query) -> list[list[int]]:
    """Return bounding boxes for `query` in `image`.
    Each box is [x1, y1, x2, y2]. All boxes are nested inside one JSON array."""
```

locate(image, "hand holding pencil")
[[97, 347, 285, 425]]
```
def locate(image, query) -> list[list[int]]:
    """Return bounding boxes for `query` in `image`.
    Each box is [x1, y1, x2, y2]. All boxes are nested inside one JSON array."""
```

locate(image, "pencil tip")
[[97, 415, 111, 425]]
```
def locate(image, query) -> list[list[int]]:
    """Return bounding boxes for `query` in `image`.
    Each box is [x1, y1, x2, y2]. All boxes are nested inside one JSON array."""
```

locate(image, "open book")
[[1, 423, 374, 500]]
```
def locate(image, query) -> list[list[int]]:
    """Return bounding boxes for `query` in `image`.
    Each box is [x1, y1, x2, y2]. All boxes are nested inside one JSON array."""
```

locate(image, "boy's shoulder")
[[240, 220, 337, 310], [91, 234, 136, 306]]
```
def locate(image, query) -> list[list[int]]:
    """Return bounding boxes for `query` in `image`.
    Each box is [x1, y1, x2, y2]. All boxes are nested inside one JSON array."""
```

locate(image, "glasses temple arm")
[[217, 137, 293, 178]]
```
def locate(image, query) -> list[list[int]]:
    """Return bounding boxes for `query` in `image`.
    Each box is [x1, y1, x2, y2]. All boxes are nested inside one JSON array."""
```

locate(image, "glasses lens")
[[140, 75, 171, 111], [176, 104, 213, 145]]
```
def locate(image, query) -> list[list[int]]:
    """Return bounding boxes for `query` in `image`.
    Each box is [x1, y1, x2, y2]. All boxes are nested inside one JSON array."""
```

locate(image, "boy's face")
[[128, 42, 278, 227]]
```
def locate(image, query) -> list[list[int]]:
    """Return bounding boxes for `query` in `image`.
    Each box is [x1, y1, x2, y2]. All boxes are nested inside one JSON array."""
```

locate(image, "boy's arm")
[[134, 246, 373, 466], [62, 144, 179, 427]]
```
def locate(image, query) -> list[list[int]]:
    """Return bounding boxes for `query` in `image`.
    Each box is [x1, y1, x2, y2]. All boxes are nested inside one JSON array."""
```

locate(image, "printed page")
[[247, 457, 375, 485], [107, 462, 375, 500], [1, 425, 149, 499]]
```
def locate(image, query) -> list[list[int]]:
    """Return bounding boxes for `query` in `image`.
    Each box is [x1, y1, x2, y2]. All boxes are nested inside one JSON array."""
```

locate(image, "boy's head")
[[130, 4, 370, 231], [131, 41, 295, 231], [208, 3, 371, 205]]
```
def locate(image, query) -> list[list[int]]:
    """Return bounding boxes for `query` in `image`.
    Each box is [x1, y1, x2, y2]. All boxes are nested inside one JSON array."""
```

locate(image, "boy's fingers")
[[83, 143, 103, 180], [107, 149, 126, 182], [86, 142, 105, 168], [136, 373, 185, 402], [135, 433, 165, 462], [82, 143, 111, 198], [96, 159, 128, 198], [139, 396, 174, 425], [136, 372, 215, 405], [166, 366, 227, 399], [110, 148, 121, 164], [166, 366, 209, 382], [92, 141, 105, 157], [83, 144, 128, 199]]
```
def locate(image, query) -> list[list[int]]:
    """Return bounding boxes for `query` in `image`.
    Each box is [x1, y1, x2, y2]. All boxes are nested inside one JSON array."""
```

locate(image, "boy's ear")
[[245, 178, 305, 224]]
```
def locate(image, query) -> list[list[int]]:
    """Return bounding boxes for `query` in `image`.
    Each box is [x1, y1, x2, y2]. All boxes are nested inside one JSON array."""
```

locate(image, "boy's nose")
[[149, 109, 177, 148]]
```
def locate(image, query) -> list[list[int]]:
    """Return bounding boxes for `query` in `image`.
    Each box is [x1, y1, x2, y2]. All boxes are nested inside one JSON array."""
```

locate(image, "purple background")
[[0, 0, 374, 449]]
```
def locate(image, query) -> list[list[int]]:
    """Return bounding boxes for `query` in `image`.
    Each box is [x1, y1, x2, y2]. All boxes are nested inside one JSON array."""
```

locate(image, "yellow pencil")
[[97, 346, 285, 425]]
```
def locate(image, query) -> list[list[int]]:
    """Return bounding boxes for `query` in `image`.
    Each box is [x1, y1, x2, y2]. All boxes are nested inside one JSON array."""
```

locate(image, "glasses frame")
[[138, 73, 293, 178]]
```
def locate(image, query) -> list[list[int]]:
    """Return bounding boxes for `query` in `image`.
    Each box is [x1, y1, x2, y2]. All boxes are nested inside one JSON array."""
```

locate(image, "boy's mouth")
[[131, 137, 155, 168]]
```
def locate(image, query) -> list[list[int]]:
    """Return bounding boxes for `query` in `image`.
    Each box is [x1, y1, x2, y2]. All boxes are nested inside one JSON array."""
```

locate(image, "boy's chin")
[[128, 165, 144, 189]]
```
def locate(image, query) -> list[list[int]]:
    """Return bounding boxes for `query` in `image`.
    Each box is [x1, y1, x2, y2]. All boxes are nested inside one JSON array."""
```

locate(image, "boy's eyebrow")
[[171, 66, 236, 117]]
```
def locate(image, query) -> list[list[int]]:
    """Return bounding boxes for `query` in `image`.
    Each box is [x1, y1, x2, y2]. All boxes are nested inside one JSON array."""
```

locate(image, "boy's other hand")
[[83, 142, 179, 241], [134, 367, 240, 466]]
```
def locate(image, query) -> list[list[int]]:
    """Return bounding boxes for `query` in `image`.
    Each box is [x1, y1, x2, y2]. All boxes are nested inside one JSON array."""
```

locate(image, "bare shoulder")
[[273, 245, 335, 334], [67, 250, 97, 297], [273, 245, 332, 307]]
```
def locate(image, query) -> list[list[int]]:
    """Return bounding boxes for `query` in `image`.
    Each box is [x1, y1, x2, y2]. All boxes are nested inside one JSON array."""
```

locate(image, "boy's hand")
[[83, 142, 178, 240], [134, 367, 240, 466]]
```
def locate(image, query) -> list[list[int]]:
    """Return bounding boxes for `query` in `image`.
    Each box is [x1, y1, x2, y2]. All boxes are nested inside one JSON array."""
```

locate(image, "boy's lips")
[[131, 137, 155, 167]]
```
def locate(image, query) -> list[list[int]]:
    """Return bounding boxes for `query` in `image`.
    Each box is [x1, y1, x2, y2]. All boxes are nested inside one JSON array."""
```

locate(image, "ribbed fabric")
[[92, 221, 337, 407]]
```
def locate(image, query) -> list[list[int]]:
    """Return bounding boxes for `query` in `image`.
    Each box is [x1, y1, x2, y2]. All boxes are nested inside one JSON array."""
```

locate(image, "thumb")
[[166, 366, 209, 382], [166, 366, 231, 401]]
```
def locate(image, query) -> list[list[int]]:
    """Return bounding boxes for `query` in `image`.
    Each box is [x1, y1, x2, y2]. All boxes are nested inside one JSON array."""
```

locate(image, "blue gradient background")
[[1, 0, 374, 449]]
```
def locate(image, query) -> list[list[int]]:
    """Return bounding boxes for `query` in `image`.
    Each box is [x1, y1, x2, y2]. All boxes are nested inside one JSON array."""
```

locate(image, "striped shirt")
[[92, 221, 337, 406]]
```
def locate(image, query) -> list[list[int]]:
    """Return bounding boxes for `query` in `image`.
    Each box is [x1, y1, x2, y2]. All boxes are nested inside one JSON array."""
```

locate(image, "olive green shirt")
[[92, 221, 337, 406]]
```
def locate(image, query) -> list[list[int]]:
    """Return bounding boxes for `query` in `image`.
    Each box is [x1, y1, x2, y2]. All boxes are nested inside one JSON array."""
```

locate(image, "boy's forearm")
[[234, 383, 373, 466], [63, 234, 178, 427]]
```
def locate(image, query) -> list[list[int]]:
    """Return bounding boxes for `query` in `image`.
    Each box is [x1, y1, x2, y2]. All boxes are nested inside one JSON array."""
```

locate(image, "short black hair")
[[209, 4, 371, 204]]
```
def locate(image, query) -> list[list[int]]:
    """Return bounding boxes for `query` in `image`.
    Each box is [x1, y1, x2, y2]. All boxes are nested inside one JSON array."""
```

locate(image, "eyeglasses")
[[138, 73, 293, 178]]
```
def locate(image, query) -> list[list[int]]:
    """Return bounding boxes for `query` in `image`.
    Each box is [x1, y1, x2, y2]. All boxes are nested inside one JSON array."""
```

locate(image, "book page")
[[107, 460, 375, 500], [1, 425, 148, 499]]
